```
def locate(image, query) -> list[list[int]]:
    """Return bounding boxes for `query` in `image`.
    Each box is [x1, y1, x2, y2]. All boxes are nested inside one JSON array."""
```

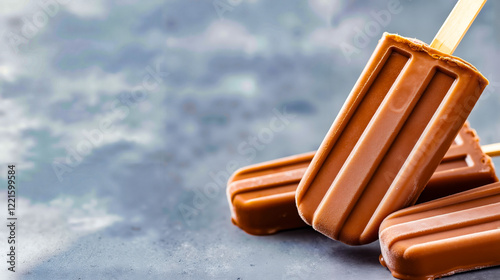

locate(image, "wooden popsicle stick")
[[430, 0, 487, 55], [482, 143, 500, 157]]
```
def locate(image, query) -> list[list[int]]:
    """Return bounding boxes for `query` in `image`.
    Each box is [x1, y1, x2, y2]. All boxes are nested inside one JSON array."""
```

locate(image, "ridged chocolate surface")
[[379, 182, 500, 280], [227, 125, 497, 235], [228, 123, 498, 235], [296, 33, 488, 245]]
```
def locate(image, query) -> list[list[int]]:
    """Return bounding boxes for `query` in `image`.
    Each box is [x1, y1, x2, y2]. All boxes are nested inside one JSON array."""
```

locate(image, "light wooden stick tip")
[[482, 143, 500, 157], [430, 0, 487, 55]]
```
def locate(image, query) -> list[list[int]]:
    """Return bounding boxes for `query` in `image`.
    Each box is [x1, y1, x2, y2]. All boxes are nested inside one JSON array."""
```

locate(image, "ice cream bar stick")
[[482, 143, 500, 157], [430, 0, 487, 55]]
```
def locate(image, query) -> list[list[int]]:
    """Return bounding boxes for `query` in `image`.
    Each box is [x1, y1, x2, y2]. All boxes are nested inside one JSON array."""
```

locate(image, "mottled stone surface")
[[0, 0, 499, 279]]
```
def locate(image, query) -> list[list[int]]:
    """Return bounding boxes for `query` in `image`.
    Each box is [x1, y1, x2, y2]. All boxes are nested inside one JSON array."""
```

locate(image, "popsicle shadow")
[[265, 226, 326, 242], [265, 227, 383, 268], [329, 241, 382, 268]]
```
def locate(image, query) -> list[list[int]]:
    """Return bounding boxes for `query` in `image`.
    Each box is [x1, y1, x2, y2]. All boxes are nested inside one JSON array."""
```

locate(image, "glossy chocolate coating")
[[379, 182, 500, 280], [295, 33, 488, 245], [227, 123, 496, 235]]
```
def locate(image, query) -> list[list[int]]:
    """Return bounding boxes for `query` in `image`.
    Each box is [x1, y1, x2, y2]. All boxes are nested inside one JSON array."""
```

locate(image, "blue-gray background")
[[1, 0, 499, 279]]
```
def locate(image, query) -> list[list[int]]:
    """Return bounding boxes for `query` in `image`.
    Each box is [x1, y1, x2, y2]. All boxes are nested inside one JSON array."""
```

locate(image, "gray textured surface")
[[0, 0, 499, 279]]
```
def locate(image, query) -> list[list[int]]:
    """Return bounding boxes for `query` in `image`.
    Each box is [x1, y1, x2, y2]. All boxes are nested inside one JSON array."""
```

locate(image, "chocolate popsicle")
[[379, 182, 500, 280], [228, 123, 498, 235], [227, 152, 312, 235], [417, 122, 498, 203], [295, 1, 488, 245]]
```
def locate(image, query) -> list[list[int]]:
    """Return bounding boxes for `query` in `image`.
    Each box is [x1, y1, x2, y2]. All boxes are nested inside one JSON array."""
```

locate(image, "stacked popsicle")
[[227, 122, 498, 235], [226, 0, 500, 279]]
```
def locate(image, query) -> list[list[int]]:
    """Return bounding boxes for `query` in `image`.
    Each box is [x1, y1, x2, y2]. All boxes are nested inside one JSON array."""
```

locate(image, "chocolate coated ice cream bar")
[[379, 181, 500, 279], [227, 123, 497, 235], [295, 32, 488, 245]]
